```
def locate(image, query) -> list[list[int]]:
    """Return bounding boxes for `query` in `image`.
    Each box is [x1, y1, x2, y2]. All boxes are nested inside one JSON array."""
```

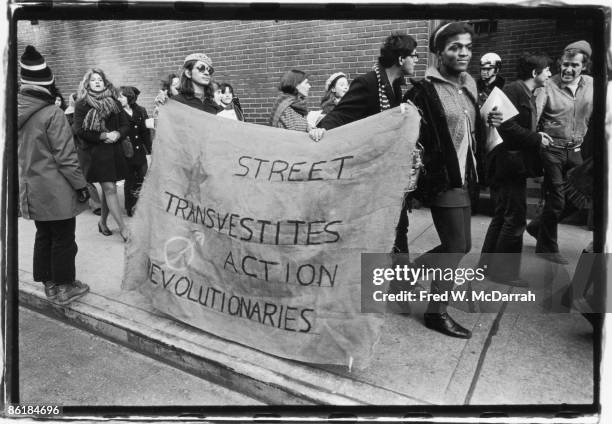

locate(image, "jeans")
[[33, 218, 77, 285], [536, 146, 582, 253], [480, 179, 527, 280]]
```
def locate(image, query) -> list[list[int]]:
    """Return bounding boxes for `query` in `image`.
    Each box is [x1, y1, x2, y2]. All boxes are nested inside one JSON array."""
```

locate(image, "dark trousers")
[[480, 180, 526, 280], [33, 218, 77, 285], [124, 162, 148, 215], [416, 205, 471, 312], [536, 146, 582, 253]]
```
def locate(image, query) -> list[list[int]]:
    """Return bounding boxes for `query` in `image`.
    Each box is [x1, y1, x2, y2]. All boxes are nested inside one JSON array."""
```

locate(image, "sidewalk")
[[17, 205, 594, 406]]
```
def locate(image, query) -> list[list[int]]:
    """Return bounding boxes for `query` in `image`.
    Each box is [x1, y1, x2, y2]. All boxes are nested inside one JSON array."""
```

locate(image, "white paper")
[[480, 86, 519, 153], [480, 86, 519, 123]]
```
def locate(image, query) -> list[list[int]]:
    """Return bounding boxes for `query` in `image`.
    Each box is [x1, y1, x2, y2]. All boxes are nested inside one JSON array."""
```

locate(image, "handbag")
[[122, 136, 134, 158]]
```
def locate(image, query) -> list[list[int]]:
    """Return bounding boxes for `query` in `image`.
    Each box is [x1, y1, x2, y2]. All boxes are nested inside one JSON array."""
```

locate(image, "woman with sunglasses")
[[173, 53, 223, 114]]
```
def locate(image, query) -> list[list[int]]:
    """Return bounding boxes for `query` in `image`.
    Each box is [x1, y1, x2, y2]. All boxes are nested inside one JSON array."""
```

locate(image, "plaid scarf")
[[373, 63, 391, 112], [269, 93, 308, 127], [82, 88, 121, 132]]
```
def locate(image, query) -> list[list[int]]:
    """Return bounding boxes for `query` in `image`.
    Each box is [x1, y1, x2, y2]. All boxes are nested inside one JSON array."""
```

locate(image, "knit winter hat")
[[564, 40, 592, 58], [20, 45, 54, 86], [429, 21, 474, 54], [184, 53, 214, 72], [325, 72, 347, 91]]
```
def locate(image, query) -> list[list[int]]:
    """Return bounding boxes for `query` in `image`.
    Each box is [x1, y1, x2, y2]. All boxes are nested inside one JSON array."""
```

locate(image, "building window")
[[469, 19, 498, 36]]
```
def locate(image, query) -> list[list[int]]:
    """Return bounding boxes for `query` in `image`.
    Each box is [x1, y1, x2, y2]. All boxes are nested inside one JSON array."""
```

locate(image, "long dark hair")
[[160, 73, 179, 97], [178, 60, 213, 99], [49, 84, 66, 110]]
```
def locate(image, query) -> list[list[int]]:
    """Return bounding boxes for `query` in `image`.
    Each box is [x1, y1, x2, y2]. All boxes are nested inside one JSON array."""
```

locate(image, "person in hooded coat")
[[17, 45, 91, 305]]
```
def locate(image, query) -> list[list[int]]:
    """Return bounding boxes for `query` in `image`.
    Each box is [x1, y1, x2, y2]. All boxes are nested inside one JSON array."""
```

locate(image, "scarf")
[[82, 88, 121, 132], [269, 93, 308, 127], [373, 63, 391, 112]]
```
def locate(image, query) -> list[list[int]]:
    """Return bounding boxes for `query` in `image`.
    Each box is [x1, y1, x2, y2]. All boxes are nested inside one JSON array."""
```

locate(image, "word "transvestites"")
[[165, 191, 342, 245]]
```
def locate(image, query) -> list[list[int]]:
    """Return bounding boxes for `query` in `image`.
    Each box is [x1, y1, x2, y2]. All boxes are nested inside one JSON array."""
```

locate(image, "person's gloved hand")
[[76, 187, 91, 203]]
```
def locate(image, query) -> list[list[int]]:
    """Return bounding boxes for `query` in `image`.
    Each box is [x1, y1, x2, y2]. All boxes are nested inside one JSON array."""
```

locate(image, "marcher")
[[18, 45, 91, 304], [268, 69, 313, 132], [160, 73, 180, 98], [479, 52, 553, 286], [477, 52, 505, 107], [170, 53, 223, 114], [52, 87, 66, 110], [526, 40, 593, 264], [317, 34, 416, 131], [316, 33, 419, 253], [66, 92, 103, 216], [211, 80, 223, 106], [403, 22, 503, 338], [154, 73, 180, 117], [217, 82, 245, 121], [73, 68, 130, 242], [472, 52, 505, 214], [307, 72, 349, 127], [118, 86, 152, 216]]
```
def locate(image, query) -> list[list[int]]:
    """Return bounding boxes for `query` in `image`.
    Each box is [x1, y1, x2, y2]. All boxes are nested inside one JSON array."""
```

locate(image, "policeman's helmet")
[[480, 52, 502, 71]]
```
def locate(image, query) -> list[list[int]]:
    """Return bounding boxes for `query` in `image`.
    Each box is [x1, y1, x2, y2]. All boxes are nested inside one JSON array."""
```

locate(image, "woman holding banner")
[[403, 22, 503, 339]]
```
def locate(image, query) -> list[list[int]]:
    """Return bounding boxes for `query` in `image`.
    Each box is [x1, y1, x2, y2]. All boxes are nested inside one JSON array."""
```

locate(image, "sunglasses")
[[195, 64, 214, 74]]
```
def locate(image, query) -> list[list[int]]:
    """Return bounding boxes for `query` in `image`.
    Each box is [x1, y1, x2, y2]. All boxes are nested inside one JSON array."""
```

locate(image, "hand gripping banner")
[[123, 100, 420, 368]]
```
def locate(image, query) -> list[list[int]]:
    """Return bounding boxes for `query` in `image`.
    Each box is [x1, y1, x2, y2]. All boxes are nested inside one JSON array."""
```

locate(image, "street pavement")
[[18, 306, 261, 406], [15, 188, 597, 407]]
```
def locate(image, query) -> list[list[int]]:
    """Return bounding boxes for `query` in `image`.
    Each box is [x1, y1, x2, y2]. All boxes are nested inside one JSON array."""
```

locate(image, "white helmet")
[[480, 52, 502, 70]]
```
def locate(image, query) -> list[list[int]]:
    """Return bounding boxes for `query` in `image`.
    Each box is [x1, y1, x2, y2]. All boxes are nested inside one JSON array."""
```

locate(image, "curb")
[[19, 274, 426, 406]]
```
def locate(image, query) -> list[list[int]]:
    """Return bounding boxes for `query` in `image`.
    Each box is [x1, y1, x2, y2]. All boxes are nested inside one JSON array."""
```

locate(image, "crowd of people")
[[17, 20, 595, 334]]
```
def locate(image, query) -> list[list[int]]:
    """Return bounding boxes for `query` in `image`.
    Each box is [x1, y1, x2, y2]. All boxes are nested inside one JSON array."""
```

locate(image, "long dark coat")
[[73, 98, 129, 183], [122, 104, 152, 167], [18, 88, 88, 220]]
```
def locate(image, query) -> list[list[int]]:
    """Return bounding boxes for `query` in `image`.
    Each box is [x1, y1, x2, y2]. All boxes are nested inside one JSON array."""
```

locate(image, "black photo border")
[[2, 1, 609, 421]]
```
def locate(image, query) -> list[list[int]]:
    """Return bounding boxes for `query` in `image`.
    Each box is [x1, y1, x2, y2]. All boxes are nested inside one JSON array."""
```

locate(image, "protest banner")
[[123, 100, 420, 368]]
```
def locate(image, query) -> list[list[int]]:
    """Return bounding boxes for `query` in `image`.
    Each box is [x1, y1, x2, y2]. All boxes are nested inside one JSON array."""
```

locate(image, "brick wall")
[[17, 19, 592, 124], [17, 19, 431, 123], [467, 19, 594, 82]]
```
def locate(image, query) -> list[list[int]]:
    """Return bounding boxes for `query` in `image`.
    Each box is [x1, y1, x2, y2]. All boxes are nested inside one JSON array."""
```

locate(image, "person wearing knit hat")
[[322, 72, 349, 112], [306, 72, 349, 127], [402, 21, 504, 339], [525, 40, 593, 264], [564, 40, 592, 58], [164, 52, 222, 115], [20, 44, 54, 86], [18, 45, 91, 305]]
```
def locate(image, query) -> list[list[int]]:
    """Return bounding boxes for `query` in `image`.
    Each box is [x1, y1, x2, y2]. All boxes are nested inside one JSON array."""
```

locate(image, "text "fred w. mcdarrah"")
[[373, 290, 536, 303]]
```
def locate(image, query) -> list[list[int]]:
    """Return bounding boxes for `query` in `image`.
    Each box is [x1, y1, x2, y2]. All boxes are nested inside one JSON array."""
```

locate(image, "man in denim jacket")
[[527, 40, 593, 264]]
